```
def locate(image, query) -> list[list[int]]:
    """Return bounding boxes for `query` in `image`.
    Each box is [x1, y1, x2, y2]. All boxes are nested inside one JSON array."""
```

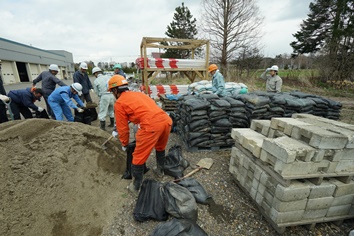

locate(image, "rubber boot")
[[128, 164, 144, 197], [100, 120, 106, 131], [153, 150, 165, 177], [122, 143, 134, 179], [108, 117, 114, 127]]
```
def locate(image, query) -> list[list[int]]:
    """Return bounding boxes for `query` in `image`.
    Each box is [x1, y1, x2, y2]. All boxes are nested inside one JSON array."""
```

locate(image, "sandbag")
[[35, 109, 49, 119], [164, 145, 189, 179], [133, 179, 168, 222], [149, 218, 208, 236], [177, 177, 212, 204], [162, 182, 198, 222]]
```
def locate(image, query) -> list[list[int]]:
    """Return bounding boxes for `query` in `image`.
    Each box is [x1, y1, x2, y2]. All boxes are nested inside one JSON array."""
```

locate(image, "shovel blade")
[[197, 158, 213, 169]]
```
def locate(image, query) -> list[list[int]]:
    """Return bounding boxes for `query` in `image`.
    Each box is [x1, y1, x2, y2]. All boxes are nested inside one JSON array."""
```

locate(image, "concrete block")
[[308, 180, 336, 199], [251, 119, 271, 136], [261, 201, 271, 215], [267, 128, 285, 138], [292, 114, 354, 129], [272, 197, 307, 211], [252, 178, 259, 191], [292, 117, 354, 148], [303, 209, 328, 220], [253, 164, 263, 180], [270, 117, 312, 136], [250, 187, 257, 200], [330, 179, 354, 197], [331, 194, 354, 206], [263, 189, 275, 206], [326, 204, 351, 217], [306, 197, 334, 210], [274, 159, 325, 176], [259, 171, 270, 186], [334, 148, 354, 160], [257, 182, 266, 195], [260, 149, 277, 166], [275, 181, 311, 202], [269, 208, 304, 224], [291, 125, 348, 149], [312, 149, 337, 162], [336, 160, 354, 173], [255, 192, 264, 205], [262, 136, 316, 163]]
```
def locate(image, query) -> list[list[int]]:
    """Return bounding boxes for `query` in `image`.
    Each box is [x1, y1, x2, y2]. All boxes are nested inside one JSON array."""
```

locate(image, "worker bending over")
[[48, 83, 85, 121], [108, 75, 172, 196]]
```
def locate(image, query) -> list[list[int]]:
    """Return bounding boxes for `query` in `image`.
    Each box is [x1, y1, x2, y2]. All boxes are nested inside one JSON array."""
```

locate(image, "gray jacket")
[[33, 71, 66, 96], [260, 71, 282, 93]]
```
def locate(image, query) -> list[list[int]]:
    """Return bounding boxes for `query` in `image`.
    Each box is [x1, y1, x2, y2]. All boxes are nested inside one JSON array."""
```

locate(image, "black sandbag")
[[177, 177, 212, 204], [222, 96, 245, 107], [184, 98, 210, 111], [162, 182, 198, 222], [199, 93, 219, 101], [150, 218, 208, 236], [87, 107, 98, 121], [210, 99, 231, 108], [189, 119, 210, 131], [35, 109, 50, 119], [133, 179, 168, 222], [74, 109, 92, 125], [164, 145, 190, 179], [189, 136, 211, 147]]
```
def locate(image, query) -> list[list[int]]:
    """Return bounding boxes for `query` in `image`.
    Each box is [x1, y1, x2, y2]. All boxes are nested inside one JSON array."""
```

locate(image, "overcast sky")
[[0, 0, 312, 64]]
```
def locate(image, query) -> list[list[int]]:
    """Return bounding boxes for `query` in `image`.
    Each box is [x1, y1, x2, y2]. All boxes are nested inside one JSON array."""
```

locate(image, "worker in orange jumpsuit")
[[108, 75, 172, 195]]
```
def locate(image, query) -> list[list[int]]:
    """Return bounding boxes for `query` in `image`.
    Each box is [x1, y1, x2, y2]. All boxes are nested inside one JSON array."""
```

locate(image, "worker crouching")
[[108, 75, 172, 196]]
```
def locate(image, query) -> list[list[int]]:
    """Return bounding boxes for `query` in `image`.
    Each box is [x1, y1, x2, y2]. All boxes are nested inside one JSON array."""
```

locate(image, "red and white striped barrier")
[[140, 85, 189, 98], [136, 58, 205, 69]]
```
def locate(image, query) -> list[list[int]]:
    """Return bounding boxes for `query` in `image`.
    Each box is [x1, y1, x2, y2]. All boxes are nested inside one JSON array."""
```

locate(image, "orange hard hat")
[[108, 75, 128, 92], [208, 64, 218, 72]]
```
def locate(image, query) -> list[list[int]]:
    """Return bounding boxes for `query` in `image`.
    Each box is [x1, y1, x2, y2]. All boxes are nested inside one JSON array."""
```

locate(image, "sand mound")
[[0, 119, 128, 236]]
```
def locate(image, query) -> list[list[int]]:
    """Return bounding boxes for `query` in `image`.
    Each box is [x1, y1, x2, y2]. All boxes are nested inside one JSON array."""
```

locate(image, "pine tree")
[[291, 0, 354, 80], [161, 2, 198, 59]]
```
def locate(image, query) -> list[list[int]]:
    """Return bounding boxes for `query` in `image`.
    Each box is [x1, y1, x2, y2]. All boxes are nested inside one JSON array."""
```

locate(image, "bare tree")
[[201, 0, 264, 75]]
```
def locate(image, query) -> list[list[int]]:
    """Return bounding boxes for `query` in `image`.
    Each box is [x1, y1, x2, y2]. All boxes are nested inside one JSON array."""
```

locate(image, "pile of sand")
[[0, 119, 128, 236]]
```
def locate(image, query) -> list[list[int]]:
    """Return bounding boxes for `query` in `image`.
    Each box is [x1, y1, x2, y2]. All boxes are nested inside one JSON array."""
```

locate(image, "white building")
[[0, 37, 74, 84]]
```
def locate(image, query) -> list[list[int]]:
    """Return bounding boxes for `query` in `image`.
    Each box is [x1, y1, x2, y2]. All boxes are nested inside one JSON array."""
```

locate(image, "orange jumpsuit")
[[114, 91, 172, 165]]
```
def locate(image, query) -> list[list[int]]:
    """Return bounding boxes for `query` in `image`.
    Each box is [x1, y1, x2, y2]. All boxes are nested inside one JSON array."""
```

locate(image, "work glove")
[[90, 89, 94, 93], [112, 130, 118, 138], [266, 68, 270, 72], [77, 108, 84, 113], [0, 94, 10, 102], [37, 107, 44, 112], [122, 146, 127, 152]]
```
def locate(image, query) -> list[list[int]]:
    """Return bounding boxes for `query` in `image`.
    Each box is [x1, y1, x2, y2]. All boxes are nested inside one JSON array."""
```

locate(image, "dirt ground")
[[0, 119, 129, 236], [1, 93, 354, 236]]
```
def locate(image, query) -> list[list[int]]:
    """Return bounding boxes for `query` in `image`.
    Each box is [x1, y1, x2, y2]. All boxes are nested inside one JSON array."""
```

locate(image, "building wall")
[[0, 37, 74, 84]]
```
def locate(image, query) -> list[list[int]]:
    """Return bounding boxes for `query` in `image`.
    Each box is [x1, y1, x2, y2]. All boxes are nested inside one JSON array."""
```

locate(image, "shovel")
[[173, 158, 213, 182], [101, 135, 114, 150]]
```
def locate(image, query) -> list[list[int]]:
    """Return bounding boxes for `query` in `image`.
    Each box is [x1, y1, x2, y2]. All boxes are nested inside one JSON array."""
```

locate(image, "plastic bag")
[[133, 179, 168, 222], [162, 182, 198, 222], [164, 145, 189, 179], [149, 218, 208, 236], [177, 177, 212, 205]]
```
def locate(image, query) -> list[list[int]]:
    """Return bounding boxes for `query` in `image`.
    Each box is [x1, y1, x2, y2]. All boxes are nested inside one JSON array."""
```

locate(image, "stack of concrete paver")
[[229, 113, 354, 233]]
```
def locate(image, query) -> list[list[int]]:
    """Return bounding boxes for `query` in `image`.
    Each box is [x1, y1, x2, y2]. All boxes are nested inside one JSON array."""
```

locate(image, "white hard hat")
[[270, 65, 279, 71], [49, 64, 59, 71], [71, 83, 83, 96], [92, 67, 102, 74], [79, 62, 88, 70]]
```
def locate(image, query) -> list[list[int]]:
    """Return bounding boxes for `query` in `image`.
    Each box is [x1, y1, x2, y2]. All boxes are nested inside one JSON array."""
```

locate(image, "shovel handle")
[[173, 166, 203, 182], [101, 135, 114, 146]]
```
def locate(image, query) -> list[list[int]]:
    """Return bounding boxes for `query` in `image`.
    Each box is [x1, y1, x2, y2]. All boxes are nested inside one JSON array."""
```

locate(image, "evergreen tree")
[[291, 0, 354, 80], [161, 2, 199, 59]]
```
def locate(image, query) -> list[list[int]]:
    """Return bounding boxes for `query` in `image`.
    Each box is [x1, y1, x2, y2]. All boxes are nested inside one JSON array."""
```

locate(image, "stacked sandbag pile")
[[175, 92, 342, 151], [234, 93, 271, 120], [176, 95, 212, 149], [229, 114, 354, 233]]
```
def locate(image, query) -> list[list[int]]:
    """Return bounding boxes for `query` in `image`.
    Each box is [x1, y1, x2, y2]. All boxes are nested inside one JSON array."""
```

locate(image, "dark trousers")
[[43, 95, 55, 119], [0, 103, 8, 123], [79, 93, 92, 103], [10, 102, 33, 120]]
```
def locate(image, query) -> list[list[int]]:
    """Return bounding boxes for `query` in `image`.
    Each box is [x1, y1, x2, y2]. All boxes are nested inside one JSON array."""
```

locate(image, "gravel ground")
[[101, 133, 354, 236]]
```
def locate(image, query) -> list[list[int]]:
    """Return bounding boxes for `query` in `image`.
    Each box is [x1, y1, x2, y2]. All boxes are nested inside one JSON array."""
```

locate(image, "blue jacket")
[[8, 87, 40, 111], [73, 71, 92, 94], [48, 86, 84, 109], [212, 70, 226, 96], [33, 71, 67, 95], [115, 70, 126, 78]]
